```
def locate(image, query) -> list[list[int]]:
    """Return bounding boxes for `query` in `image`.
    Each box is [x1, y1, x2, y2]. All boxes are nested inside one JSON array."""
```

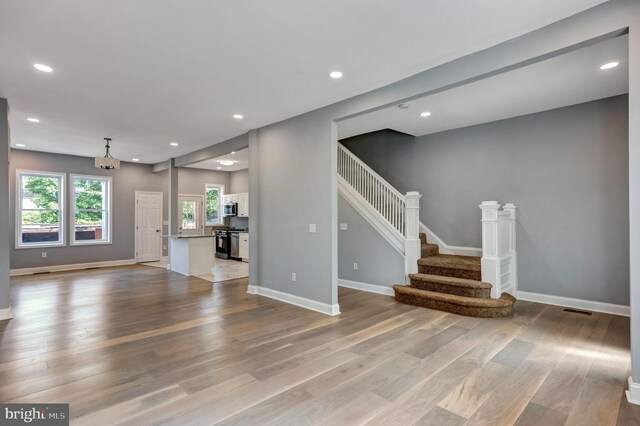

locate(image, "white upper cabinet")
[[223, 192, 249, 217], [238, 193, 249, 217]]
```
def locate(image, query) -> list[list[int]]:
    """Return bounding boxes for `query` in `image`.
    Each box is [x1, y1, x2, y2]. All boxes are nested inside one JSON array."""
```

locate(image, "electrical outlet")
[[291, 272, 297, 282], [340, 223, 348, 231], [163, 245, 167, 250], [309, 224, 316, 233], [41, 252, 47, 259], [353, 262, 358, 270]]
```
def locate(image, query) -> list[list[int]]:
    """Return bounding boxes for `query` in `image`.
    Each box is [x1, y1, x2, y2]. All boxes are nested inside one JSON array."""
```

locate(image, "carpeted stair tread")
[[409, 273, 491, 298], [418, 254, 482, 280], [418, 254, 481, 271], [393, 285, 515, 318]]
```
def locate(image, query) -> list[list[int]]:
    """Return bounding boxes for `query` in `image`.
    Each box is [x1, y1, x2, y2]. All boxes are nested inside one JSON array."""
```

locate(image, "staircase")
[[338, 142, 518, 318], [393, 234, 516, 318]]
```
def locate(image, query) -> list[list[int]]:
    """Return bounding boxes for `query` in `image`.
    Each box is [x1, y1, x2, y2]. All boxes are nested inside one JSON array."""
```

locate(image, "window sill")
[[15, 242, 65, 250], [70, 241, 113, 247]]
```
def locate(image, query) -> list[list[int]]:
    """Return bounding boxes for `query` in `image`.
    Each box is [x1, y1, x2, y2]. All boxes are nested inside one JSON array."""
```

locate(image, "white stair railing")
[[479, 201, 518, 298], [338, 143, 421, 275]]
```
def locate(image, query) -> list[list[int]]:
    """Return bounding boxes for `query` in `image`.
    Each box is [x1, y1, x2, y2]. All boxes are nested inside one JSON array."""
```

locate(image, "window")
[[71, 175, 112, 245], [16, 171, 65, 248], [205, 184, 223, 225]]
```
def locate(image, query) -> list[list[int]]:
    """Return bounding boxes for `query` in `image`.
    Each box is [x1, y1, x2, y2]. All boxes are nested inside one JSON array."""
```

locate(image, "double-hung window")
[[16, 170, 65, 248], [71, 174, 112, 245], [205, 184, 223, 225]]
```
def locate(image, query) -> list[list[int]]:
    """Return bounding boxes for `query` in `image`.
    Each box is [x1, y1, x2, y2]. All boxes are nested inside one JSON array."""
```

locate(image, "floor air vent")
[[563, 308, 592, 315]]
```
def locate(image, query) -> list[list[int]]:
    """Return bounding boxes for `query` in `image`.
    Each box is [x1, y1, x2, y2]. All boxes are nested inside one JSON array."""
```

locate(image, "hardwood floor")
[[1, 265, 638, 425]]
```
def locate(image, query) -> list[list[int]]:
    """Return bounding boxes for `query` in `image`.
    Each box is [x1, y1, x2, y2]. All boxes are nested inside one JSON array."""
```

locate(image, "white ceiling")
[[338, 35, 628, 140], [188, 148, 248, 172], [0, 0, 609, 164]]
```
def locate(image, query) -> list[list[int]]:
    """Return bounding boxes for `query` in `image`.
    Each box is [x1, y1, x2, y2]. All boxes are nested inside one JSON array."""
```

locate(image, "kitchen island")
[[167, 235, 215, 276]]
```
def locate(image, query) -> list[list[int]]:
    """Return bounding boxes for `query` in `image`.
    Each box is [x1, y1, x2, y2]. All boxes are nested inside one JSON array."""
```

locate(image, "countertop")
[[163, 235, 216, 239]]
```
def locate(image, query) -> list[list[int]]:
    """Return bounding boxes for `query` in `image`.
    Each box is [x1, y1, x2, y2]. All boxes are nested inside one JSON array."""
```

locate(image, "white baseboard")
[[248, 286, 340, 316], [0, 306, 12, 321], [338, 279, 395, 296], [10, 259, 138, 276], [419, 223, 481, 256], [517, 290, 629, 317], [627, 377, 640, 405]]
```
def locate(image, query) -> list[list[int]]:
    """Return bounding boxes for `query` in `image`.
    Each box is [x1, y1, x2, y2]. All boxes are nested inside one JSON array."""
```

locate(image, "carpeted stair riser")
[[421, 243, 440, 258], [418, 265, 481, 281], [393, 285, 515, 318], [409, 276, 491, 299]]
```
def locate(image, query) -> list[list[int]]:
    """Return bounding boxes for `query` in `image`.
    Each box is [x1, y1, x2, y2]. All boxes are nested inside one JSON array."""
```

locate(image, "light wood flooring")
[[1, 265, 639, 425]]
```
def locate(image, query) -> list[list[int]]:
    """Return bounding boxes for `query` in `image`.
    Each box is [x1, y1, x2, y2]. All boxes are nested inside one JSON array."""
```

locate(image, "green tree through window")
[[206, 185, 221, 225]]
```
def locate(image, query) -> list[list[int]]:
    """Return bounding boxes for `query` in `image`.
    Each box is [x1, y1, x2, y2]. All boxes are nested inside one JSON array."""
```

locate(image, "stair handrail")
[[338, 143, 406, 237]]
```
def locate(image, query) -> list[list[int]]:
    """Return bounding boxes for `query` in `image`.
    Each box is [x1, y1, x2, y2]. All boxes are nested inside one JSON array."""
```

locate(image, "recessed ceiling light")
[[132, 158, 140, 162], [170, 142, 179, 146], [329, 71, 343, 79], [231, 151, 236, 154], [33, 63, 53, 73], [26, 117, 40, 123], [233, 114, 244, 119], [217, 166, 222, 170], [219, 160, 234, 166], [420, 111, 432, 117], [600, 61, 619, 70], [15, 144, 26, 148]]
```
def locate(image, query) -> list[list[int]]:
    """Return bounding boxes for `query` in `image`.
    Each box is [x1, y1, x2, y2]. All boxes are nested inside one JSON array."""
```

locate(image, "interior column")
[[168, 158, 179, 236], [0, 98, 12, 320], [628, 23, 640, 404]]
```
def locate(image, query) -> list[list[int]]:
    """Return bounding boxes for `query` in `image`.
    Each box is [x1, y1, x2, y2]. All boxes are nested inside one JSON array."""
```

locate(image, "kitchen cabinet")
[[238, 193, 249, 217], [224, 192, 249, 217], [223, 193, 240, 204], [239, 232, 249, 261]]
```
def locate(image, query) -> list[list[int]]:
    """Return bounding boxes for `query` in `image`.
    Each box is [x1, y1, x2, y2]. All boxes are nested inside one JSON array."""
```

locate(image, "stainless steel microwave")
[[223, 202, 237, 217]]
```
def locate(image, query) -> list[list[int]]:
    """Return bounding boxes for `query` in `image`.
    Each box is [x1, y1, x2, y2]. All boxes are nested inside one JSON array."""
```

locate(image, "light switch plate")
[[309, 224, 316, 233], [163, 220, 169, 226], [340, 223, 348, 230]]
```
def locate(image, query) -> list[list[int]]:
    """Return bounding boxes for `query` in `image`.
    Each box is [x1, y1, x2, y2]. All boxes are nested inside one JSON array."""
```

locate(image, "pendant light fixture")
[[95, 137, 120, 170]]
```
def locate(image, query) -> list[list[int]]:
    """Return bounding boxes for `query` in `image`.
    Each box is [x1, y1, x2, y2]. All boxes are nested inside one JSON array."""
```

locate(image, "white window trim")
[[15, 169, 66, 249], [205, 184, 224, 226], [70, 174, 113, 246]]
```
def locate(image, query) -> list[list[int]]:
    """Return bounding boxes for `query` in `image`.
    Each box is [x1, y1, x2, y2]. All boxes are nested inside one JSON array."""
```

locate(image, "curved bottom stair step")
[[393, 284, 516, 318], [409, 273, 491, 299]]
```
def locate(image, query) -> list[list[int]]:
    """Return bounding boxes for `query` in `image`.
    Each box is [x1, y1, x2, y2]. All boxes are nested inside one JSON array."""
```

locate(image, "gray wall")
[[338, 194, 405, 286], [229, 169, 249, 194], [0, 99, 10, 310], [10, 150, 168, 269], [178, 167, 229, 195], [252, 111, 337, 305], [342, 95, 629, 305]]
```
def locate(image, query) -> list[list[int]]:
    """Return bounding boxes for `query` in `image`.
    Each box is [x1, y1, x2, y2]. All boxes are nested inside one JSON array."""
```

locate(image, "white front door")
[[135, 191, 163, 262], [178, 195, 204, 236]]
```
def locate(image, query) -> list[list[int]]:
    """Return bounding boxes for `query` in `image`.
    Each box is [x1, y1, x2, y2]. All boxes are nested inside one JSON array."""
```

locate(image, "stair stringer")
[[338, 176, 405, 256]]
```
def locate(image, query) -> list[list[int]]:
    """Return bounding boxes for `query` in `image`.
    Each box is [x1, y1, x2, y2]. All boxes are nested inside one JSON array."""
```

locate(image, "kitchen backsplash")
[[227, 216, 249, 229]]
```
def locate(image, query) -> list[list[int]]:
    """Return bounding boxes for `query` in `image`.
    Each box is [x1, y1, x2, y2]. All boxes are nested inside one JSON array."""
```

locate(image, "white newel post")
[[479, 201, 502, 298], [404, 192, 422, 281], [503, 203, 518, 295]]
